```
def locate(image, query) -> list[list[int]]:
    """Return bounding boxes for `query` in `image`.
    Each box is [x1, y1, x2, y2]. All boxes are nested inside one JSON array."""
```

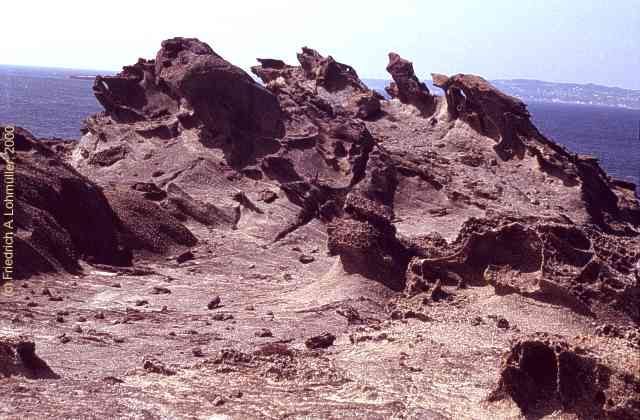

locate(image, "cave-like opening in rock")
[[520, 342, 558, 394]]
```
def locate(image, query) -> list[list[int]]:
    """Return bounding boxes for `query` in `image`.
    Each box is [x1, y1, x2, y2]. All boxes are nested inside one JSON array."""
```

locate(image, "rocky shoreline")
[[1, 37, 639, 419]]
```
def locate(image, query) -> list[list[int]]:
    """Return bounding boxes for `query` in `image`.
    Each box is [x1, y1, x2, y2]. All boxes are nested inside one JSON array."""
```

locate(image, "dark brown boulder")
[[305, 332, 336, 349], [385, 53, 435, 115]]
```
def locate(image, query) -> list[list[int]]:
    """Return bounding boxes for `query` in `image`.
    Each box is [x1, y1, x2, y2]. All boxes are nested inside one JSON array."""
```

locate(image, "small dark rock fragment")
[[430, 280, 449, 302], [207, 296, 222, 309], [143, 356, 176, 376], [151, 286, 171, 295], [299, 255, 315, 264], [259, 190, 278, 203], [336, 306, 362, 325], [212, 313, 234, 321], [497, 317, 510, 329], [470, 316, 484, 326], [176, 250, 195, 264], [390, 310, 404, 320], [404, 310, 432, 322], [305, 332, 336, 349], [255, 328, 273, 338]]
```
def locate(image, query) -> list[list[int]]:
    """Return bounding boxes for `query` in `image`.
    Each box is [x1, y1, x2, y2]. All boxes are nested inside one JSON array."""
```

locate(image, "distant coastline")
[[363, 78, 640, 110], [69, 75, 96, 80]]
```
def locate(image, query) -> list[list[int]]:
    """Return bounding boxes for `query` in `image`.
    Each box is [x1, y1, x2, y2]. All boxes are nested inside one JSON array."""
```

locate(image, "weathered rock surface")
[[0, 126, 195, 278], [0, 334, 57, 379], [1, 126, 128, 278], [405, 216, 640, 321], [490, 333, 640, 419], [91, 37, 284, 167], [3, 39, 639, 419], [386, 52, 436, 115]]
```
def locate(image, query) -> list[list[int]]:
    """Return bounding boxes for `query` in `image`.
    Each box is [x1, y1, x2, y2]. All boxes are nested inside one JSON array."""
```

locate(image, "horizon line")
[[1, 62, 640, 94]]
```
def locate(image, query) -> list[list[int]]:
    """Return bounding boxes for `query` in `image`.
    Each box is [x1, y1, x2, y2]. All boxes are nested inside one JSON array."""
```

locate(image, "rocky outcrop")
[[104, 188, 197, 256], [327, 153, 410, 290], [385, 53, 435, 115], [253, 47, 382, 121], [0, 334, 58, 379], [4, 39, 640, 420], [490, 333, 640, 419], [404, 216, 640, 320], [0, 126, 195, 278], [3, 126, 129, 278], [430, 72, 640, 233], [75, 37, 285, 189], [91, 38, 284, 167], [296, 47, 370, 94], [432, 73, 530, 158]]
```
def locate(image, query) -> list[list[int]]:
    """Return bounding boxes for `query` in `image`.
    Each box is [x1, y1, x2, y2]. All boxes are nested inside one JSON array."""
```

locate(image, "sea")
[[1, 65, 639, 190]]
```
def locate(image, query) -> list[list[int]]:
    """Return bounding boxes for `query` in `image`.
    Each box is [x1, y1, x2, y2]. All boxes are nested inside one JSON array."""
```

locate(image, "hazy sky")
[[2, 0, 639, 89]]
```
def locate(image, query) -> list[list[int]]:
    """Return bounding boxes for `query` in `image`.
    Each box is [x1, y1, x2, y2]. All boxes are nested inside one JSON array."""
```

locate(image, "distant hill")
[[363, 78, 640, 110]]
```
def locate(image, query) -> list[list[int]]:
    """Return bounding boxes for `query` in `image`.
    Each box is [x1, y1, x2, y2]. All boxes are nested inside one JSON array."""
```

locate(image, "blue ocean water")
[[0, 65, 638, 189], [527, 102, 639, 188], [0, 65, 108, 139]]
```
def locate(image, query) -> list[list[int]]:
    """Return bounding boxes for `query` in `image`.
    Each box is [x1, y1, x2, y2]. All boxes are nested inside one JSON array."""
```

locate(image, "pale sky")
[[2, 0, 639, 89]]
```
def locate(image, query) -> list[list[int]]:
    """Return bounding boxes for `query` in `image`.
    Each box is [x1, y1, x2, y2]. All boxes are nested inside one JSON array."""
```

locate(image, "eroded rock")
[[386, 52, 435, 115], [490, 333, 640, 419], [0, 334, 58, 379]]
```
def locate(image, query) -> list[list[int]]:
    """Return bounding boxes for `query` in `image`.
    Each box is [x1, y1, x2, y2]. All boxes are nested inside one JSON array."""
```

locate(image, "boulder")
[[0, 334, 58, 379]]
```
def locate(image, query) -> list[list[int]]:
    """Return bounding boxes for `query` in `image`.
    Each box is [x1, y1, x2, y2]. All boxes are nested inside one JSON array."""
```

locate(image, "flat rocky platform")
[[1, 38, 639, 420]]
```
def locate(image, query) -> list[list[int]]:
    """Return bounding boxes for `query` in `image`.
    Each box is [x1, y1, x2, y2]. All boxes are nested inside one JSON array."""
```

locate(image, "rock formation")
[[385, 52, 436, 115], [91, 38, 284, 167], [490, 333, 640, 419], [2, 39, 639, 419], [0, 126, 195, 278], [0, 333, 57, 379], [3, 126, 127, 278]]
